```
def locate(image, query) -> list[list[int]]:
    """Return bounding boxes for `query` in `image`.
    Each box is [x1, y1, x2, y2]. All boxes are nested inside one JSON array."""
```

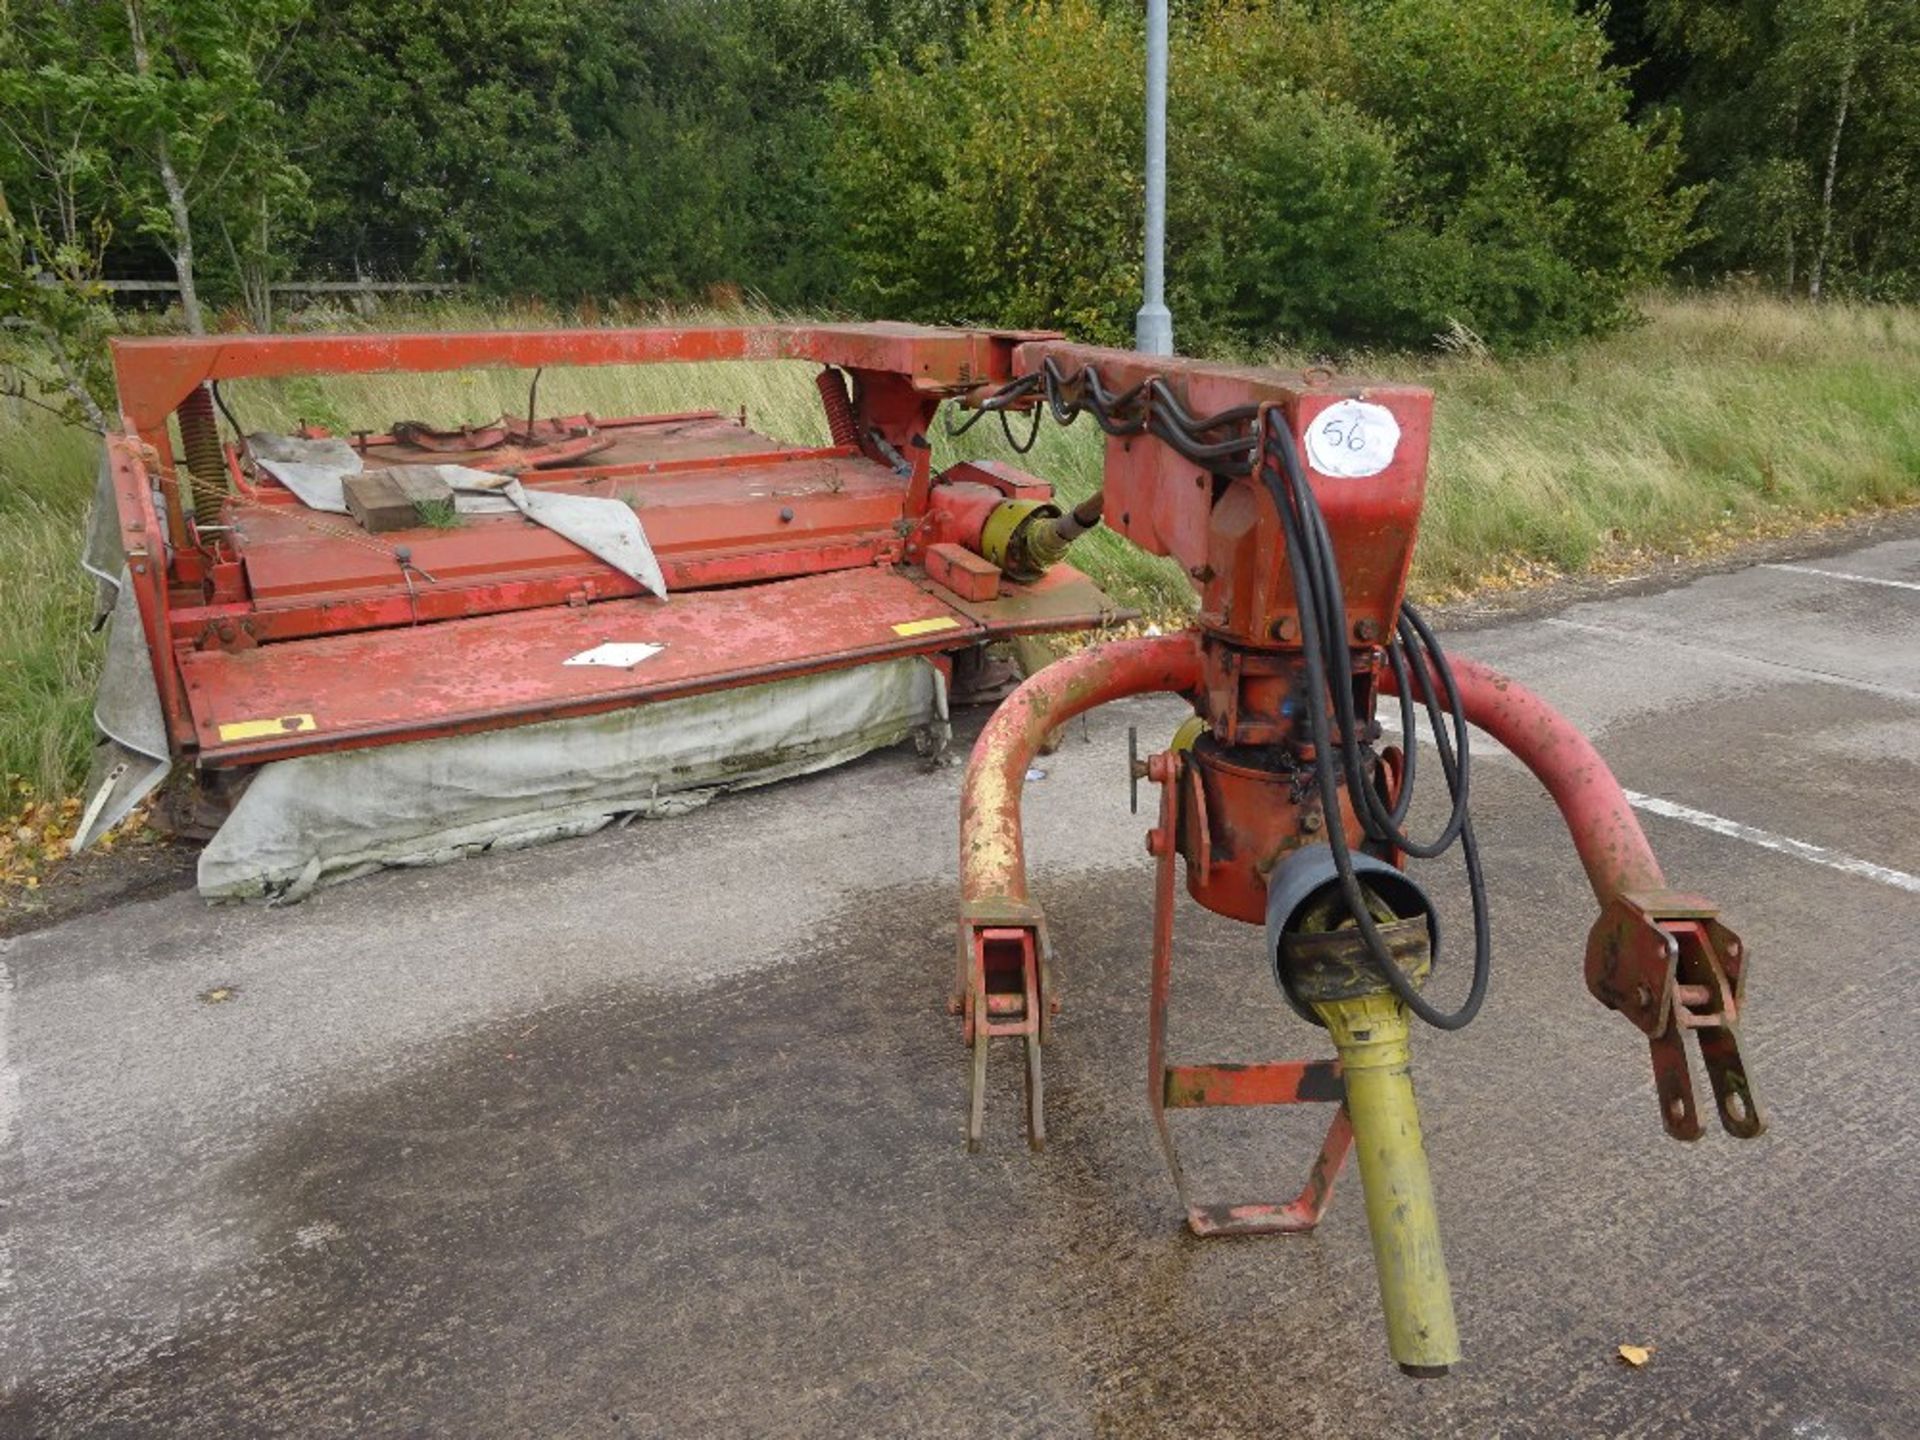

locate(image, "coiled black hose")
[[948, 366, 1492, 1027], [1260, 411, 1491, 1030]]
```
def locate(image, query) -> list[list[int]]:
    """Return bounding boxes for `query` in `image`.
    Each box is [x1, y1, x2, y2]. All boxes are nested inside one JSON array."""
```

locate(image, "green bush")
[[829, 1, 1145, 342], [1331, 0, 1698, 345], [827, 0, 1699, 353]]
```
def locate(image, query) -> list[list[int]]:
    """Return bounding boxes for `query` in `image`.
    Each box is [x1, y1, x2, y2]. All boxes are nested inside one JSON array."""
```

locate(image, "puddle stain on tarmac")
[[6, 867, 1914, 1439]]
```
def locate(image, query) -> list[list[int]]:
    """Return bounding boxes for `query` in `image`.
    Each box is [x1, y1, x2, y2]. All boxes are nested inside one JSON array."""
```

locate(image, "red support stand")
[[1145, 752, 1355, 1237]]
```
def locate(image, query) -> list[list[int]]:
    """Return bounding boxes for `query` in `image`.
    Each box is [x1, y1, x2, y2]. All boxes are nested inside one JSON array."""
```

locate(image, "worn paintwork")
[[183, 567, 971, 766], [1585, 890, 1760, 1141], [1389, 655, 1670, 902], [1382, 657, 1763, 1142], [955, 632, 1203, 1149], [946, 345, 1765, 1373], [1010, 343, 1432, 652], [97, 323, 1123, 771]]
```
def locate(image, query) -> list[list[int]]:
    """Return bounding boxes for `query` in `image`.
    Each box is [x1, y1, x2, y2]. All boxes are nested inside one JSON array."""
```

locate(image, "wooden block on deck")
[[925, 542, 1001, 602], [343, 466, 459, 532]]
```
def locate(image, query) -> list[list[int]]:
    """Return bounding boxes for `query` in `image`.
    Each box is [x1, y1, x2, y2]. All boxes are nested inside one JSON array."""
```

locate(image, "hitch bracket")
[[1585, 890, 1762, 1141]]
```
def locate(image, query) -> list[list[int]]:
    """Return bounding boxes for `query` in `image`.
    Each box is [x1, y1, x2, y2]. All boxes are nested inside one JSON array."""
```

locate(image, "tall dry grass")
[[0, 413, 106, 805], [3, 293, 1916, 805], [1406, 294, 1920, 591]]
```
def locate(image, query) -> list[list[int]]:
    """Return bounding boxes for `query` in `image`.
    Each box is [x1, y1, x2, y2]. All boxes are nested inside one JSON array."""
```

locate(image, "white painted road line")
[[1543, 616, 1920, 702], [1378, 714, 1920, 895], [1763, 562, 1920, 594], [1623, 792, 1920, 895], [0, 955, 16, 1316]]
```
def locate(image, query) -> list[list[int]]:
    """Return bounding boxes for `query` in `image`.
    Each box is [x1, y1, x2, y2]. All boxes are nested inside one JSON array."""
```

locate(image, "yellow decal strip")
[[893, 616, 962, 638], [217, 713, 318, 743]]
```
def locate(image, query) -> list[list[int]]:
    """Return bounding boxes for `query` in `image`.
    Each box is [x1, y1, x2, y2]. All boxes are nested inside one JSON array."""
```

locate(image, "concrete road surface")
[[4, 537, 1919, 1438]]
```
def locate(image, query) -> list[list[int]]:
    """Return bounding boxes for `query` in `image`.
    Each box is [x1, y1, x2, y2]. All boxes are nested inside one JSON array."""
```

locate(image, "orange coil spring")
[[816, 367, 860, 450], [176, 385, 227, 520]]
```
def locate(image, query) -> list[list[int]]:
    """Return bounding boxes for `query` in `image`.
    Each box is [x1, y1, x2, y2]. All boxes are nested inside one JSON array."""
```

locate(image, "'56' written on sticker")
[[1304, 399, 1401, 479]]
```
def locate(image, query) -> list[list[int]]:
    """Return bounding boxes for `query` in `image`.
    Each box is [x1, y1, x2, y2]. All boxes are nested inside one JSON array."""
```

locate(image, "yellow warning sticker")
[[217, 713, 317, 743], [892, 616, 962, 638]]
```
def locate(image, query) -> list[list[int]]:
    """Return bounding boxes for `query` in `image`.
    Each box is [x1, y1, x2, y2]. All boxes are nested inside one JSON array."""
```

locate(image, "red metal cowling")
[[923, 481, 1004, 555], [1178, 739, 1365, 925]]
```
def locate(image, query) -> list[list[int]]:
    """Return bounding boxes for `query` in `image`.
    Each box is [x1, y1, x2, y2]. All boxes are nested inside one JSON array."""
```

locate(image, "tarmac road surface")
[[3, 536, 1918, 1438]]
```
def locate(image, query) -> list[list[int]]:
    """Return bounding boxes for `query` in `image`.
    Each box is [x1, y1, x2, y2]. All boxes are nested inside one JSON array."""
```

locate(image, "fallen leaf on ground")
[[1617, 1344, 1654, 1368]]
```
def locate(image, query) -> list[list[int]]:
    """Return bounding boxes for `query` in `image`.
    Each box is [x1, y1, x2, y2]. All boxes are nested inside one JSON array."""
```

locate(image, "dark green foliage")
[[829, 1, 1145, 341], [1331, 0, 1698, 342], [1168, 82, 1410, 353], [828, 0, 1697, 352], [281, 0, 607, 286], [1594, 0, 1920, 299], [281, 0, 983, 303], [12, 0, 1908, 354]]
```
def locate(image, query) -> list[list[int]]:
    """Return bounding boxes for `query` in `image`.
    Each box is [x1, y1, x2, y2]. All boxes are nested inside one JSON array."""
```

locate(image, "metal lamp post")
[[1135, 0, 1173, 356]]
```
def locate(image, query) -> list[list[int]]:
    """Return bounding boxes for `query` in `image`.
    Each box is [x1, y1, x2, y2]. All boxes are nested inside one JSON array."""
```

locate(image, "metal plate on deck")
[[237, 454, 906, 604], [182, 567, 982, 765]]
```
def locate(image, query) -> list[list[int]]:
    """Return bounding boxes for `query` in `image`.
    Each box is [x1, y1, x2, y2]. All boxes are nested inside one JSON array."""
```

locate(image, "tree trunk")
[[123, 0, 205, 334], [157, 146, 204, 334], [1810, 17, 1859, 303]]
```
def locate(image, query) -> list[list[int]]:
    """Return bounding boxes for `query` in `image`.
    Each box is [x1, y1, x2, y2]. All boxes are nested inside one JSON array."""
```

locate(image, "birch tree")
[[2, 0, 307, 338]]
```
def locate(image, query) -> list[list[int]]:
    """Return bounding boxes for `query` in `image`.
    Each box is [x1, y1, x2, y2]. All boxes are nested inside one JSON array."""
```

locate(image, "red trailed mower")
[[89, 323, 1763, 1373]]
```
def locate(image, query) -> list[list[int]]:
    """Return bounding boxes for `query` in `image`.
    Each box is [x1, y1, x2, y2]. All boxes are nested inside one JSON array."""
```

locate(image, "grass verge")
[[3, 292, 1916, 815]]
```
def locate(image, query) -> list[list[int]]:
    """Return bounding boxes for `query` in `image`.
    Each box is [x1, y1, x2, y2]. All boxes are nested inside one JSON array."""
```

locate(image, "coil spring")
[[816, 367, 860, 450], [176, 385, 227, 520]]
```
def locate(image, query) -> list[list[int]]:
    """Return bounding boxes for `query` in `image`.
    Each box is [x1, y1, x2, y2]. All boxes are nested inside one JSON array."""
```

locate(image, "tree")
[[0, 200, 113, 432], [827, 0, 1697, 351], [276, 0, 982, 303], [829, 0, 1146, 341], [1, 0, 308, 337], [1601, 0, 1920, 298], [0, 3, 116, 426]]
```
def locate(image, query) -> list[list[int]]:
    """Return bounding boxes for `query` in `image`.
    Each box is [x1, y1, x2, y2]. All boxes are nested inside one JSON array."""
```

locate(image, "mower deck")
[[168, 406, 1118, 766], [219, 413, 901, 612], [182, 563, 1109, 766], [84, 323, 1131, 867]]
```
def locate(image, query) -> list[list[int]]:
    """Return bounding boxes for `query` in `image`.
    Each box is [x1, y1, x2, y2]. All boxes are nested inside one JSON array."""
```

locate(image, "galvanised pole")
[[1135, 0, 1173, 356]]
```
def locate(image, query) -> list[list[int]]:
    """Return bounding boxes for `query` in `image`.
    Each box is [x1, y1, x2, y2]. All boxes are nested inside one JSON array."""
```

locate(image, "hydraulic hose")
[[1260, 411, 1492, 1031]]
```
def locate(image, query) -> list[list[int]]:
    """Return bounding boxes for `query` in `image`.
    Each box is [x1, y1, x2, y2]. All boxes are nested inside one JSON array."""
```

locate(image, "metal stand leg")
[[1145, 753, 1355, 1236]]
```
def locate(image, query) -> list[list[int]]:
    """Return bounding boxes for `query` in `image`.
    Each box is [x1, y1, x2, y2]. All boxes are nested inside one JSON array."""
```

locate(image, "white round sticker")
[[1305, 399, 1400, 479]]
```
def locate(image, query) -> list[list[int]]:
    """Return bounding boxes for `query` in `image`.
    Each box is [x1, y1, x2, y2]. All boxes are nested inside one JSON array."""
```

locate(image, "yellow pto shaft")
[[1313, 987, 1460, 1377]]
